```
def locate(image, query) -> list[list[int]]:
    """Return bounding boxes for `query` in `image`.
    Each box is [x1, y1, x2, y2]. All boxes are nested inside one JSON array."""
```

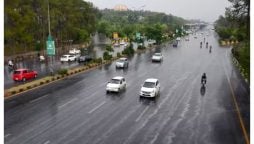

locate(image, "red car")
[[12, 69, 38, 82]]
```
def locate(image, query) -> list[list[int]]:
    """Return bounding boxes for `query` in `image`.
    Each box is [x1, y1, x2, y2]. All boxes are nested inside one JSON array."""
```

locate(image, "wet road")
[[4, 28, 250, 144]]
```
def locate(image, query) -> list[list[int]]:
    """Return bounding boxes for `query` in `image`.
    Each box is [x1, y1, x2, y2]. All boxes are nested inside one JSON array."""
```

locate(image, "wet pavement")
[[4, 27, 249, 144]]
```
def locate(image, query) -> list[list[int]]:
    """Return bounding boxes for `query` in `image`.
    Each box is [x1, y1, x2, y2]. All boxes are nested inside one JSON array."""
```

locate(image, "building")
[[113, 4, 128, 11]]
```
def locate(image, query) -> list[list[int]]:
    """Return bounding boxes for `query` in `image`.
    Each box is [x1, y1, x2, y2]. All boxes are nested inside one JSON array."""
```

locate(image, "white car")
[[152, 53, 163, 62], [116, 58, 128, 69], [120, 41, 125, 45], [176, 37, 181, 41], [106, 76, 126, 93], [69, 48, 81, 54], [70, 53, 81, 60], [60, 54, 76, 62], [140, 78, 160, 98]]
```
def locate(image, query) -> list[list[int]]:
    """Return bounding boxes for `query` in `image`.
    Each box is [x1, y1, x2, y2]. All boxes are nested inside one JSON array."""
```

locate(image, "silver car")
[[115, 58, 129, 69]]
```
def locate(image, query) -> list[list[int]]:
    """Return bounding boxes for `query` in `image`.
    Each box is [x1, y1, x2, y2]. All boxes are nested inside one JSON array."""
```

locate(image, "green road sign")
[[46, 35, 55, 55], [136, 32, 141, 39]]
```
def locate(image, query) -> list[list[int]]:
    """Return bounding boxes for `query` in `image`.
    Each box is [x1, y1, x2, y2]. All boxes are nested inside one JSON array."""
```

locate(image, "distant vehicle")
[[194, 36, 197, 39], [106, 76, 126, 93], [69, 48, 81, 54], [147, 39, 156, 44], [152, 53, 163, 62], [39, 55, 45, 62], [116, 57, 129, 69], [173, 41, 178, 47], [60, 54, 76, 62], [78, 55, 93, 63], [70, 53, 81, 60], [140, 78, 160, 98], [185, 37, 190, 41], [176, 37, 181, 41], [13, 68, 38, 82], [113, 43, 120, 47], [120, 41, 125, 45]]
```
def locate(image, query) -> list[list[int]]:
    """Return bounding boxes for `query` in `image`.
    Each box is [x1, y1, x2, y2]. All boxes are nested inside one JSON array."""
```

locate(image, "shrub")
[[117, 52, 121, 58], [27, 86, 31, 89], [103, 51, 112, 60], [46, 79, 50, 83], [11, 91, 16, 95], [94, 57, 102, 63], [40, 81, 44, 85], [137, 45, 146, 50], [57, 69, 68, 75], [105, 45, 114, 52], [19, 88, 24, 92], [122, 44, 135, 56]]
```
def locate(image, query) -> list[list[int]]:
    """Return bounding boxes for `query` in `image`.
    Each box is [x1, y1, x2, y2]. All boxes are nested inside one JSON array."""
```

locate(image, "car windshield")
[[14, 71, 21, 74], [143, 82, 155, 88], [110, 79, 120, 84], [154, 53, 161, 56], [118, 59, 125, 62], [62, 56, 67, 58]]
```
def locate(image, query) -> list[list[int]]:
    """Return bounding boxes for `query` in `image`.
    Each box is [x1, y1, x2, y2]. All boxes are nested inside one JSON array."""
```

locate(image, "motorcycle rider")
[[209, 45, 212, 53], [201, 73, 207, 84], [8, 59, 14, 67]]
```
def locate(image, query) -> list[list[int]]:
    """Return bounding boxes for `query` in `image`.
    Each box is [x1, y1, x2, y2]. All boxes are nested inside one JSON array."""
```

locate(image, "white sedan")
[[60, 54, 76, 62], [140, 78, 160, 98], [106, 76, 126, 93], [152, 53, 163, 62]]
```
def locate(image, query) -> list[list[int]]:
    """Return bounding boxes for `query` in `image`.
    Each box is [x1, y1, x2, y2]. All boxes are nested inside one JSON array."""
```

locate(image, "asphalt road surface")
[[5, 29, 250, 144]]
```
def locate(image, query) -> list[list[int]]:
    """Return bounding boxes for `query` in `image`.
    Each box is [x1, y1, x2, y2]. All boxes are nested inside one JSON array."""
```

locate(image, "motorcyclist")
[[209, 45, 212, 53], [8, 59, 14, 67], [206, 42, 208, 48], [201, 73, 207, 84]]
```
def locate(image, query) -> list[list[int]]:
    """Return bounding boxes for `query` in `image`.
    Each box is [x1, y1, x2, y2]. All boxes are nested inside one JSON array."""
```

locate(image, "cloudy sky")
[[85, 0, 231, 22]]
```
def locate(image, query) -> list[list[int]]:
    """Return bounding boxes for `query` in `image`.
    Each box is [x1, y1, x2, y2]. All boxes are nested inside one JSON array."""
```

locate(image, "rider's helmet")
[[203, 73, 206, 77]]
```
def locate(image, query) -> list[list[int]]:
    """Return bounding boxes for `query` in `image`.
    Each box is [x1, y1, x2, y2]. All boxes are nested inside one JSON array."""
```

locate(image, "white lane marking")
[[58, 98, 78, 109], [135, 106, 149, 122], [4, 134, 11, 138], [88, 101, 106, 114], [43, 140, 50, 144], [29, 94, 49, 103]]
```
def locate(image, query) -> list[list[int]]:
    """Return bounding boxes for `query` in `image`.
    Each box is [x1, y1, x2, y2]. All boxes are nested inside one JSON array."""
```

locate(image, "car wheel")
[[34, 74, 37, 78], [22, 77, 26, 82], [106, 91, 109, 94]]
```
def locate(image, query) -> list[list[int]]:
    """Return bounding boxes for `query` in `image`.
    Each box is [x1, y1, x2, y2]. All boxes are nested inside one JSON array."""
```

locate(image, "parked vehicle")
[[69, 48, 81, 54], [70, 53, 81, 60], [106, 76, 127, 93], [12, 68, 38, 82], [140, 78, 160, 98], [173, 41, 178, 47], [152, 53, 163, 62], [115, 58, 129, 69], [78, 55, 93, 63], [60, 54, 76, 62]]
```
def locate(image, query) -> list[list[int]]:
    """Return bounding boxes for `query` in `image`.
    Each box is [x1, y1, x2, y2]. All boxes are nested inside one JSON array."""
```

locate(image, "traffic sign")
[[46, 35, 55, 55]]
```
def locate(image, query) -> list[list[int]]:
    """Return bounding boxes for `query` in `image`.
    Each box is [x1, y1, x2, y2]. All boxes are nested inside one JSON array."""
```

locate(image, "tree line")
[[5, 1, 188, 55], [97, 9, 187, 44], [215, 0, 250, 81]]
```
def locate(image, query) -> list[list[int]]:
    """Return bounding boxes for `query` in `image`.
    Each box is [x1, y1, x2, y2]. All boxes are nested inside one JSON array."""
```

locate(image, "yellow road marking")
[[223, 61, 249, 144]]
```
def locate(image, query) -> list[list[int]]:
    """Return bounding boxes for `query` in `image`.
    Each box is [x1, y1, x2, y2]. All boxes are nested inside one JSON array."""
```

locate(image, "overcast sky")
[[85, 0, 231, 22]]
